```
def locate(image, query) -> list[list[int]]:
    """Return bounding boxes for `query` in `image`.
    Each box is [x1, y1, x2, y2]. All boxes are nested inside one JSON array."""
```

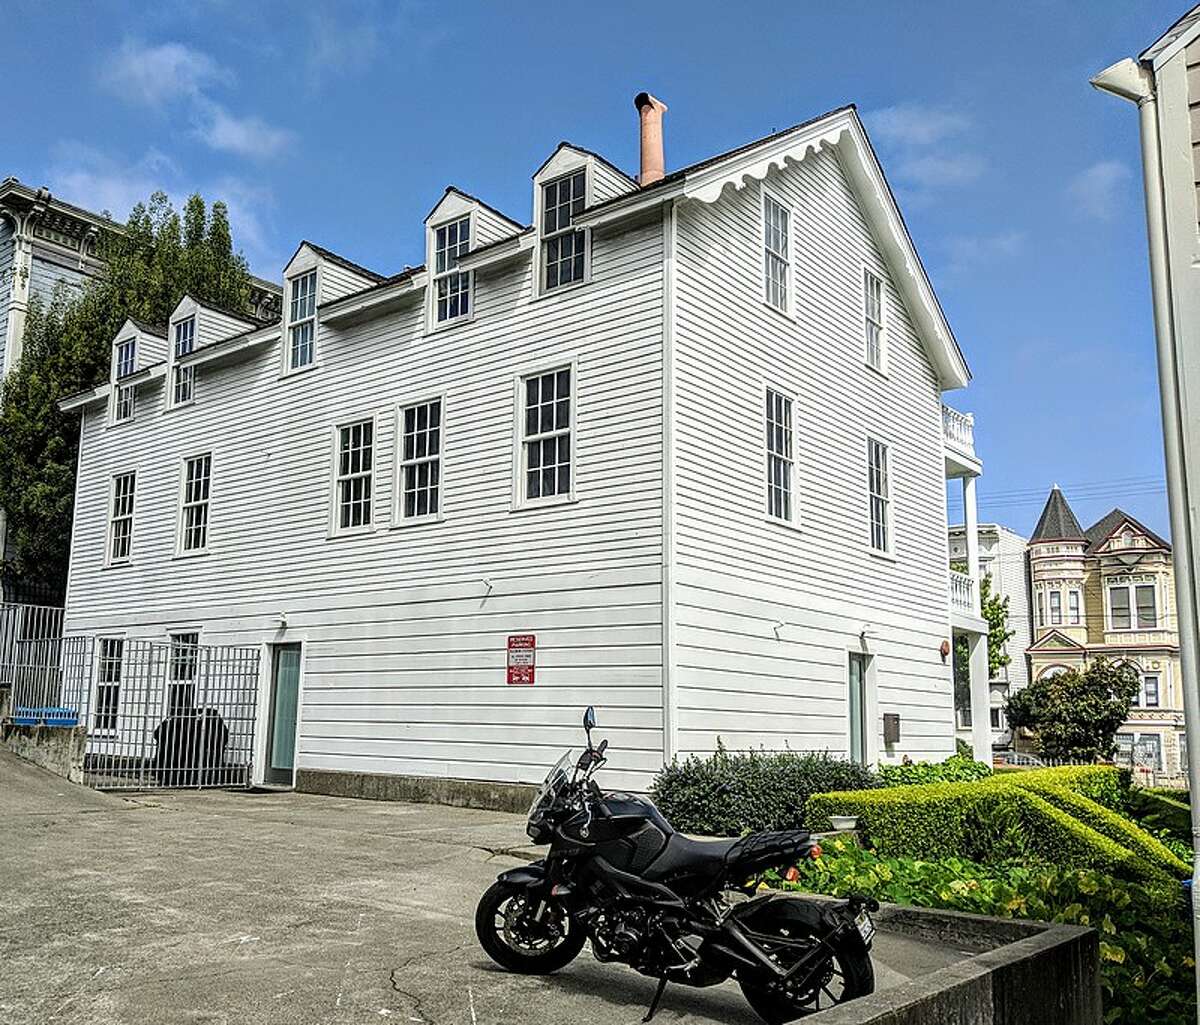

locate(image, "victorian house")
[[1027, 486, 1185, 778], [56, 94, 988, 795]]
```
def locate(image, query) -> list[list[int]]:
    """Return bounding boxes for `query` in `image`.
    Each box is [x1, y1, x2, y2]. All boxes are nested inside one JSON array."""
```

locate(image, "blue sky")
[[5, 1, 1175, 538]]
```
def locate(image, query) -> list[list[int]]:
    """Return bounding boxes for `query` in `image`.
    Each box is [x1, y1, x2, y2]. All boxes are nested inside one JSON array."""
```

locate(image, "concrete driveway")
[[0, 750, 964, 1025]]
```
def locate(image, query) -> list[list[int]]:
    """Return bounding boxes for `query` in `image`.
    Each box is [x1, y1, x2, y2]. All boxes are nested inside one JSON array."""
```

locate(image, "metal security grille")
[[0, 606, 260, 792]]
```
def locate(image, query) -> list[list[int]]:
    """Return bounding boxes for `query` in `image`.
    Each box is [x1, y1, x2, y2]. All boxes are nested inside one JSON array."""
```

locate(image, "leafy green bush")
[[781, 839, 1193, 1025], [1128, 788, 1192, 845], [1002, 763, 1130, 811], [878, 753, 992, 787], [649, 745, 878, 835]]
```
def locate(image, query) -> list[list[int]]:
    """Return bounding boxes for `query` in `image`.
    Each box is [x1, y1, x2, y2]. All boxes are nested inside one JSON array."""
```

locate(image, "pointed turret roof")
[[1031, 486, 1086, 543]]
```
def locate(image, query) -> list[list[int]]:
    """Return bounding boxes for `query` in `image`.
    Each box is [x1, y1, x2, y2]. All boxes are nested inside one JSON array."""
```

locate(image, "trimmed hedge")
[[1128, 788, 1192, 845], [877, 753, 991, 787], [649, 746, 878, 835], [806, 765, 1185, 882], [1003, 763, 1129, 810]]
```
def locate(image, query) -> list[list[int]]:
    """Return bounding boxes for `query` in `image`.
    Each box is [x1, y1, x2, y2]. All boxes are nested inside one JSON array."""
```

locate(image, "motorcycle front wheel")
[[738, 923, 873, 1024], [474, 880, 585, 974]]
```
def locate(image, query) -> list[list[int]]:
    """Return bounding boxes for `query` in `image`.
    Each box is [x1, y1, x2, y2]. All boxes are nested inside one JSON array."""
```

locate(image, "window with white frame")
[[168, 631, 199, 715], [172, 317, 196, 404], [95, 638, 122, 733], [1114, 732, 1134, 766], [335, 420, 374, 531], [867, 437, 890, 553], [765, 389, 794, 521], [1037, 590, 1045, 627], [108, 472, 135, 563], [433, 217, 471, 322], [1109, 582, 1157, 630], [863, 269, 884, 370], [1142, 674, 1160, 708], [1135, 733, 1163, 770], [115, 337, 136, 378], [763, 192, 791, 313], [400, 398, 441, 519], [1068, 589, 1080, 625], [1049, 590, 1062, 625], [179, 454, 211, 552], [521, 367, 572, 502], [113, 383, 136, 423], [288, 270, 317, 370], [542, 170, 587, 290]]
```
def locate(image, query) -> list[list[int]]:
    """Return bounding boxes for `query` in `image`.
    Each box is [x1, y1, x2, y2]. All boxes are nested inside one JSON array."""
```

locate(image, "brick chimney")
[[634, 92, 668, 187]]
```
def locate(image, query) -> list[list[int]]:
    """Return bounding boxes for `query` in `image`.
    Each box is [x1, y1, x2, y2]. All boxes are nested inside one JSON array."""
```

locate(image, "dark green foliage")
[[1128, 788, 1192, 846], [877, 753, 992, 787], [0, 192, 251, 597], [1004, 657, 1140, 761], [782, 839, 1194, 1025], [648, 743, 879, 835]]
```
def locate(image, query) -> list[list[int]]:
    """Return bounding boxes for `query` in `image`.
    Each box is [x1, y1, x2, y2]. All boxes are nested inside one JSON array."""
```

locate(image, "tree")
[[1003, 657, 1140, 761], [953, 572, 1015, 721], [0, 192, 251, 600]]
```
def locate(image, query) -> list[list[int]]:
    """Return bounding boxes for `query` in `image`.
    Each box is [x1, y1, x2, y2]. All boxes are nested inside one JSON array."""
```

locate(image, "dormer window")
[[112, 337, 137, 423], [288, 270, 317, 370], [172, 317, 195, 406], [115, 337, 136, 379], [433, 216, 471, 322], [542, 169, 587, 290]]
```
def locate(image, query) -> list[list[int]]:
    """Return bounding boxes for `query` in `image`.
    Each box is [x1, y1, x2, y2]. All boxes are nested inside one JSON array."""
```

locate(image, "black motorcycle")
[[475, 707, 877, 1024]]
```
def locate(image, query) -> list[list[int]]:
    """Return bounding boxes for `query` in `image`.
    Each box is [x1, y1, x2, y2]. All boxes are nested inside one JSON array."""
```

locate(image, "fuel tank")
[[559, 791, 675, 875]]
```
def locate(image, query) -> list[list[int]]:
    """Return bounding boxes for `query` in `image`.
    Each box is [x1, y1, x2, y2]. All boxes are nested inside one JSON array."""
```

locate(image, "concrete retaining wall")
[[296, 768, 538, 814], [0, 721, 87, 784]]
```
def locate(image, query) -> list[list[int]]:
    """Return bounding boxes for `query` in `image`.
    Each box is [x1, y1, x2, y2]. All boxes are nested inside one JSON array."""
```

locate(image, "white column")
[[969, 632, 991, 762], [963, 474, 981, 616]]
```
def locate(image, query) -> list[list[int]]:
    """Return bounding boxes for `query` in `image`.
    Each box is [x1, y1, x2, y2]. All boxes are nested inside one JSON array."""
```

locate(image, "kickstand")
[[642, 976, 669, 1023]]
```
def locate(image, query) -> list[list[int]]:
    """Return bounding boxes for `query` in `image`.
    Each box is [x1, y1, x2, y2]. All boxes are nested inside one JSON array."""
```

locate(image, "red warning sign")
[[507, 634, 536, 685]]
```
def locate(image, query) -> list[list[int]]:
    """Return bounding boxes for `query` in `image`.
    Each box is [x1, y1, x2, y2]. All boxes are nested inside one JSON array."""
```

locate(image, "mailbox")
[[883, 713, 901, 745]]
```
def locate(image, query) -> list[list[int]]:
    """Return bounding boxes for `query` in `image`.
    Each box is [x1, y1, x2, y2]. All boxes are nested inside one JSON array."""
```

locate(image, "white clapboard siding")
[[475, 204, 524, 247], [670, 148, 954, 763], [66, 210, 667, 791], [591, 157, 637, 204], [135, 329, 167, 368], [193, 303, 255, 347], [317, 257, 379, 305]]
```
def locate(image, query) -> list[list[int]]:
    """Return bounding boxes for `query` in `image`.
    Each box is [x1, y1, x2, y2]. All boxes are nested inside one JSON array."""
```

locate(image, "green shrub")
[[1003, 763, 1129, 810], [649, 745, 878, 835], [1128, 788, 1192, 845], [781, 840, 1193, 1025], [878, 753, 992, 787]]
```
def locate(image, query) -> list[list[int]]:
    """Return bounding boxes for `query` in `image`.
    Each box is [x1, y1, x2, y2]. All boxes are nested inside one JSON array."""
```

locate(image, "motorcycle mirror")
[[597, 738, 608, 755], [583, 706, 596, 731]]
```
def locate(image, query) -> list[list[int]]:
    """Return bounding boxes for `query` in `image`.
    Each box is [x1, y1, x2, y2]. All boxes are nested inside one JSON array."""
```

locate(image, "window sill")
[[762, 298, 796, 324], [510, 494, 579, 513], [765, 515, 803, 535], [868, 548, 897, 564], [162, 400, 195, 414], [326, 524, 379, 541], [280, 363, 319, 381], [102, 561, 132, 571], [532, 277, 591, 303], [864, 360, 889, 380], [426, 311, 475, 335], [390, 514, 445, 530], [172, 549, 211, 561]]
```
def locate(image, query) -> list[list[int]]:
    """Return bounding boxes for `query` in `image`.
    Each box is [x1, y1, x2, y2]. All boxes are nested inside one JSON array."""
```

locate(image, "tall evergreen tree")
[[0, 192, 252, 600]]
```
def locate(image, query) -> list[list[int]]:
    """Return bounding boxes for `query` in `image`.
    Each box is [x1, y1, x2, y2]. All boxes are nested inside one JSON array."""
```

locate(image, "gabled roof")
[[287, 240, 387, 284], [127, 317, 167, 338], [1083, 508, 1171, 553], [532, 142, 638, 188], [1141, 4, 1200, 67], [1028, 629, 1086, 653], [424, 186, 524, 230], [1030, 486, 1086, 543], [177, 293, 273, 329]]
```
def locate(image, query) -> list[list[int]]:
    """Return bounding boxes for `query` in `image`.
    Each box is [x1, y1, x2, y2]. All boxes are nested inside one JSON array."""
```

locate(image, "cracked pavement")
[[0, 749, 965, 1024]]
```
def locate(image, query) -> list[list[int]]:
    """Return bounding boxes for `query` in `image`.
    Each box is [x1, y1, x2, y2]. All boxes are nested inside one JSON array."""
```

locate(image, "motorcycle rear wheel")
[[738, 925, 873, 1024], [475, 880, 585, 974]]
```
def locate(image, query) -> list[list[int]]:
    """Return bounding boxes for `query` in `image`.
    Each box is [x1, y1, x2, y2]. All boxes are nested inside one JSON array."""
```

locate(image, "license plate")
[[855, 910, 875, 944]]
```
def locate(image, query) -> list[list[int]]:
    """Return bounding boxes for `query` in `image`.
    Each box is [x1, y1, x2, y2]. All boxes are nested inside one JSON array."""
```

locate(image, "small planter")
[[829, 815, 859, 831]]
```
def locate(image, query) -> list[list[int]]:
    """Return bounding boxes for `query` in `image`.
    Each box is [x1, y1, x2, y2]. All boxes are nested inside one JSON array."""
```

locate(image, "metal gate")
[[1, 607, 261, 791]]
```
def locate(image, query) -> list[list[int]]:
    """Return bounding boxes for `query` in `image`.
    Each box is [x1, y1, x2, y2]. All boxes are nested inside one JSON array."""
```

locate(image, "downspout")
[[1092, 57, 1200, 1003], [660, 197, 678, 765]]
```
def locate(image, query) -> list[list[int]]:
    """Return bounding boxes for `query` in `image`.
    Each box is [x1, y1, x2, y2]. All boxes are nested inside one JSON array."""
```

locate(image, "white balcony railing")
[[950, 569, 976, 614], [942, 404, 975, 458]]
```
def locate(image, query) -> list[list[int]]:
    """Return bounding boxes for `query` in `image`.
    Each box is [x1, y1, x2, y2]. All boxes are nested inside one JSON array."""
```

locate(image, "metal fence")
[[0, 607, 261, 791]]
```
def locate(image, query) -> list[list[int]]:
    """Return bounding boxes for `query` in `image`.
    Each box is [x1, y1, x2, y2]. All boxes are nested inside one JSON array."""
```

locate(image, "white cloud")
[[193, 101, 295, 160], [868, 103, 971, 147], [306, 11, 381, 85], [896, 153, 985, 188], [101, 39, 233, 107], [1067, 160, 1132, 221], [941, 230, 1026, 274]]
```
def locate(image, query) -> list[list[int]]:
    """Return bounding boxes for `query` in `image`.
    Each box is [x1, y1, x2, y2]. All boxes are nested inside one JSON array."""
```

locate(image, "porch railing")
[[942, 404, 976, 458], [950, 569, 976, 614]]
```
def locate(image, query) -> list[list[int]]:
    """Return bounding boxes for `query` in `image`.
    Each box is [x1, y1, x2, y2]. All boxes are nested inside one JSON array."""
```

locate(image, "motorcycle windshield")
[[528, 749, 573, 819]]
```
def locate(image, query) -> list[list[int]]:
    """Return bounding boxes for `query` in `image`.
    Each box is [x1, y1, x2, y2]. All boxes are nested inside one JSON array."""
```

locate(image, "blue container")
[[11, 706, 80, 727]]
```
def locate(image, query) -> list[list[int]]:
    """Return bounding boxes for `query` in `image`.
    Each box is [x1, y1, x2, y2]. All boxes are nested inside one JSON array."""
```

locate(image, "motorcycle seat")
[[642, 833, 741, 884], [726, 829, 812, 875]]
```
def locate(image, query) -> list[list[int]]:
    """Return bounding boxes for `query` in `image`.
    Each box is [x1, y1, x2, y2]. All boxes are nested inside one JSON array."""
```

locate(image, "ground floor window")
[[848, 652, 870, 765], [95, 638, 123, 733], [1135, 733, 1163, 771], [168, 632, 199, 715], [1114, 732, 1134, 766]]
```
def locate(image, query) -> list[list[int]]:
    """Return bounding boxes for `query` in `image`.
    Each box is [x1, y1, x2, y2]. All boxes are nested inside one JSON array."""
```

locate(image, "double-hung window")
[[172, 317, 195, 405], [288, 270, 317, 370], [1049, 590, 1062, 625], [335, 420, 374, 531], [95, 638, 122, 733], [1068, 589, 1080, 625], [1037, 590, 1045, 627], [867, 438, 890, 553], [1109, 583, 1157, 630], [433, 217, 471, 322], [763, 192, 791, 313], [765, 389, 795, 522], [108, 472, 136, 564], [1142, 674, 1160, 708], [542, 170, 587, 291], [863, 269, 884, 370], [1135, 584, 1157, 628], [521, 367, 572, 502], [113, 337, 137, 422], [168, 632, 199, 715], [1109, 586, 1130, 630], [179, 454, 211, 553], [399, 399, 442, 520]]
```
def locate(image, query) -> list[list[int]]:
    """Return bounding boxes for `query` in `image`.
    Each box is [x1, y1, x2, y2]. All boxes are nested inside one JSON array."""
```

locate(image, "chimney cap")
[[634, 91, 668, 113]]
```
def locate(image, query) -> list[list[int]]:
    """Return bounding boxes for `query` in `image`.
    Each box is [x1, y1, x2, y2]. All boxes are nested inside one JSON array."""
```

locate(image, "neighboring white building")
[[58, 96, 986, 795], [948, 522, 1031, 748]]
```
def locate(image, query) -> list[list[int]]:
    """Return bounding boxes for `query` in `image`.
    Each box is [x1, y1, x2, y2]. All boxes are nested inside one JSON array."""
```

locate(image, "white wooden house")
[[59, 96, 987, 794]]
